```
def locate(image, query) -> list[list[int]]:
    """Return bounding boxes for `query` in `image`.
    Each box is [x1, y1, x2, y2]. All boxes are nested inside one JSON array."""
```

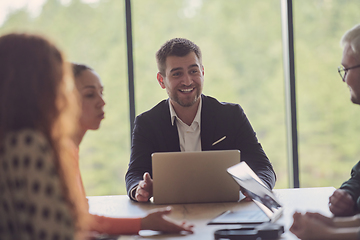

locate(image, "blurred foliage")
[[1, 0, 360, 195], [294, 0, 360, 186]]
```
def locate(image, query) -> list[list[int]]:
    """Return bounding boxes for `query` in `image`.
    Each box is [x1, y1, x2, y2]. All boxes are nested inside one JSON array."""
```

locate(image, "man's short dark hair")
[[156, 38, 202, 76]]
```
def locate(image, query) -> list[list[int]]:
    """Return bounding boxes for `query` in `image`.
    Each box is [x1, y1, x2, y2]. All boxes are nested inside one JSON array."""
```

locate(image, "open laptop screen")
[[227, 162, 282, 222]]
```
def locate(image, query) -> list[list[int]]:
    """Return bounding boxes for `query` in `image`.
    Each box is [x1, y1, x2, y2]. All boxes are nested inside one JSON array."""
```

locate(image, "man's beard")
[[171, 87, 201, 107]]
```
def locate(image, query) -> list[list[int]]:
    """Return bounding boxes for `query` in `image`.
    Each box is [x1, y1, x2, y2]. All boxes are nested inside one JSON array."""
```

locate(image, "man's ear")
[[157, 72, 166, 89], [201, 65, 205, 76]]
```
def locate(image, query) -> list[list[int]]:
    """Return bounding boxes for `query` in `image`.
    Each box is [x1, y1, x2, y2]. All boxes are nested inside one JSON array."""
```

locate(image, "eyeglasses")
[[338, 64, 360, 82]]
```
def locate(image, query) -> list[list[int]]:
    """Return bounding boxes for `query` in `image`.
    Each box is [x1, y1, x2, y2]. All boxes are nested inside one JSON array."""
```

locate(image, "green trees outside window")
[[1, 0, 360, 195]]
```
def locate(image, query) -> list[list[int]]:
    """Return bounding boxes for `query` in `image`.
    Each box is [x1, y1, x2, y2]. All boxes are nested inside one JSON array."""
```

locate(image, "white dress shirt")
[[131, 99, 203, 200], [169, 98, 202, 152]]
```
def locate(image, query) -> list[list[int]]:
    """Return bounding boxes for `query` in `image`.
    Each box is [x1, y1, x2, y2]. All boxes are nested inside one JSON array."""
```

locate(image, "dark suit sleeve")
[[202, 96, 276, 190], [125, 115, 154, 200], [125, 100, 179, 201], [232, 105, 276, 189], [340, 161, 360, 210]]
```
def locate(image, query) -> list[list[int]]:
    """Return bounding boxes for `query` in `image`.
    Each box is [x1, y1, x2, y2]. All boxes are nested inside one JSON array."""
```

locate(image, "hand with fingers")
[[135, 172, 153, 202], [304, 212, 335, 227], [240, 187, 252, 202], [329, 189, 356, 216], [290, 211, 333, 240], [141, 207, 194, 233]]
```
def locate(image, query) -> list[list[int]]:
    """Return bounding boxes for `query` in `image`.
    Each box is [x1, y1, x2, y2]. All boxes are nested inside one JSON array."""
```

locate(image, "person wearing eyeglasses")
[[330, 24, 360, 217], [290, 24, 360, 240]]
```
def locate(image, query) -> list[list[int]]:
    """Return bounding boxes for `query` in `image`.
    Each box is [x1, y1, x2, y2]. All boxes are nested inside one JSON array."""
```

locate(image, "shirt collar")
[[169, 97, 202, 126]]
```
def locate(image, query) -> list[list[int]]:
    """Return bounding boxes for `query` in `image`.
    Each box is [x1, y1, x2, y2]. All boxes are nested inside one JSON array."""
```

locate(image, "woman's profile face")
[[75, 69, 105, 130]]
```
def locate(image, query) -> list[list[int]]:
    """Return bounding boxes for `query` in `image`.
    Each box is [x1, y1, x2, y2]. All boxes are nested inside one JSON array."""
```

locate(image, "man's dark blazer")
[[125, 94, 276, 199], [340, 160, 360, 211]]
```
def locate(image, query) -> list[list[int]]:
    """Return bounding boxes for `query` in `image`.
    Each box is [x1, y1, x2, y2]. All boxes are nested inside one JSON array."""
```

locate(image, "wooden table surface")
[[88, 187, 335, 239]]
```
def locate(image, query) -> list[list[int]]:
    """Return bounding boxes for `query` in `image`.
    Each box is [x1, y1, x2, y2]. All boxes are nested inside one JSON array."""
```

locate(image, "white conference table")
[[88, 187, 335, 240]]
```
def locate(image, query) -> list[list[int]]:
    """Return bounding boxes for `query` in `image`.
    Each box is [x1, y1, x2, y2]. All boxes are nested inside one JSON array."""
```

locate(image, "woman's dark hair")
[[72, 63, 92, 77], [0, 33, 87, 236]]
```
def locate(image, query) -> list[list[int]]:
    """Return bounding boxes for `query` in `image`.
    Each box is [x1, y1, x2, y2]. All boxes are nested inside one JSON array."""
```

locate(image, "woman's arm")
[[333, 214, 360, 228], [329, 227, 360, 240]]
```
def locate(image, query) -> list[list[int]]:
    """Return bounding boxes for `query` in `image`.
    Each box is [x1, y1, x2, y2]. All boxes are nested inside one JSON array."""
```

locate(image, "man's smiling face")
[[157, 51, 204, 109], [341, 43, 360, 105]]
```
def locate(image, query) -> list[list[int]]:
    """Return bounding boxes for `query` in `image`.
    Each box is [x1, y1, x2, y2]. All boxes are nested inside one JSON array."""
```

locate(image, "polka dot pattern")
[[0, 130, 75, 240]]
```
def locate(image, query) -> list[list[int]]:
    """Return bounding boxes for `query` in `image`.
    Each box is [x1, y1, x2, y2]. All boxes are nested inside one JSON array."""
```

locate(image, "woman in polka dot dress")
[[0, 34, 87, 240], [71, 63, 194, 236]]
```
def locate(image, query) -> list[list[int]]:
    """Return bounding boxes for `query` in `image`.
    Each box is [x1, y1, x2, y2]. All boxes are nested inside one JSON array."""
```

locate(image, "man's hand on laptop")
[[240, 187, 252, 202], [135, 172, 153, 202]]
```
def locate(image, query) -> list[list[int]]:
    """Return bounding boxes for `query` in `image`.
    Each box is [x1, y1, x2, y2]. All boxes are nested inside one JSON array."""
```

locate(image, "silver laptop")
[[152, 150, 241, 204], [208, 162, 283, 224]]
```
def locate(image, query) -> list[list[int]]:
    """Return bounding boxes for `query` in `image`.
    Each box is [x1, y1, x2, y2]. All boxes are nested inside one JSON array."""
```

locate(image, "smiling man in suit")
[[125, 38, 276, 202]]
